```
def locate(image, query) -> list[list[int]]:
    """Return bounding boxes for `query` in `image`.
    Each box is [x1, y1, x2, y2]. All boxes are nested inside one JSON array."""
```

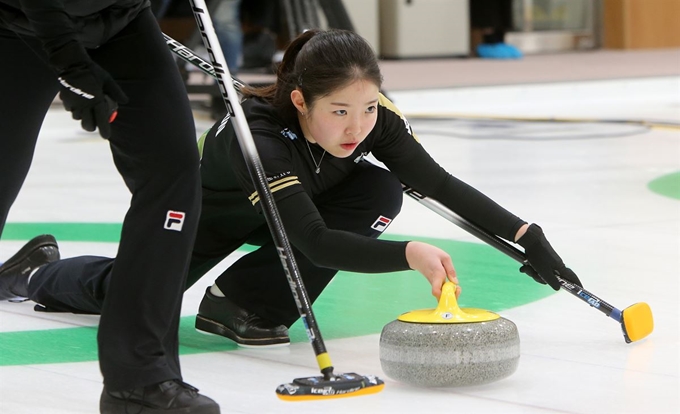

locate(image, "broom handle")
[[187, 3, 334, 378]]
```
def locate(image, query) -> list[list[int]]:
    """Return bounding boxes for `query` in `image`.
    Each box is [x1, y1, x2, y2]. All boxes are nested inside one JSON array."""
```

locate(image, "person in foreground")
[[0, 0, 218, 412], [0, 29, 580, 359]]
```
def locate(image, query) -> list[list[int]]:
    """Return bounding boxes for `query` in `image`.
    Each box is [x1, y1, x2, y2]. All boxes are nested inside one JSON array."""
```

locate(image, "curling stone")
[[379, 282, 519, 387]]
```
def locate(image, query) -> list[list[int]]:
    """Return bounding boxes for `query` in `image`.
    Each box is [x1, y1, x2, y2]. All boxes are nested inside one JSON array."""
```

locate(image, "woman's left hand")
[[516, 224, 582, 290]]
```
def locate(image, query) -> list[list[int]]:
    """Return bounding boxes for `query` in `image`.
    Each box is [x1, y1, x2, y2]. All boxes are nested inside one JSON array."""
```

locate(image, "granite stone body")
[[379, 317, 520, 387]]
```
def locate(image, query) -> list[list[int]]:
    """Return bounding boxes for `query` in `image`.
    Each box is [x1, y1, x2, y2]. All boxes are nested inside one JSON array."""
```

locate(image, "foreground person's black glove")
[[516, 224, 582, 290], [50, 41, 128, 139]]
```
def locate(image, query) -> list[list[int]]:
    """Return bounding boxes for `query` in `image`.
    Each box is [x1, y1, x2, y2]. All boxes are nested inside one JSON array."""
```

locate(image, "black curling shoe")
[[0, 234, 59, 300], [195, 287, 290, 347], [100, 380, 220, 414]]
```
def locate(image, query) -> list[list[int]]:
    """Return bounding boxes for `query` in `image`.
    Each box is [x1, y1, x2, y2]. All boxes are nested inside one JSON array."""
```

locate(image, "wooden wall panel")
[[603, 0, 680, 49]]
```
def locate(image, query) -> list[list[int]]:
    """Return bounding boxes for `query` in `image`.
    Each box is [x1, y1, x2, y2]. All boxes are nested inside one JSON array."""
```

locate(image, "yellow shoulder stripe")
[[378, 93, 420, 143], [248, 176, 301, 205]]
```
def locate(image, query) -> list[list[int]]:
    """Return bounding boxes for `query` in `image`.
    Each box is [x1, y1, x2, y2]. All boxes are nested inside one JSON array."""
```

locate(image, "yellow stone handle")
[[397, 281, 500, 323]]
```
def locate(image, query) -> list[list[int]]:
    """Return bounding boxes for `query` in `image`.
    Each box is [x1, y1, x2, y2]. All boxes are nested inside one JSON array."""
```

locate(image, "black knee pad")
[[317, 162, 403, 237], [358, 165, 404, 220]]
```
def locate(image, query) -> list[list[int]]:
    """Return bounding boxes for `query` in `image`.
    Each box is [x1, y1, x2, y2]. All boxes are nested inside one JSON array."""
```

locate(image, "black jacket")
[[0, 0, 149, 49]]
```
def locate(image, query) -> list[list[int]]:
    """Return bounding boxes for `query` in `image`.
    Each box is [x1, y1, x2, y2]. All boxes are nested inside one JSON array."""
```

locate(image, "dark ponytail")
[[241, 29, 382, 120]]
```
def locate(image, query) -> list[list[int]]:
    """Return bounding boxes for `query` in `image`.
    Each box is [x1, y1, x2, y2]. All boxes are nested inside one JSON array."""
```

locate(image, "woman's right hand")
[[405, 241, 461, 300]]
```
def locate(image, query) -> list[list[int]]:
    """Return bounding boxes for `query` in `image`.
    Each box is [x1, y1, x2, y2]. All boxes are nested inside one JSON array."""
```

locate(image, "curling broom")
[[186, 2, 385, 400]]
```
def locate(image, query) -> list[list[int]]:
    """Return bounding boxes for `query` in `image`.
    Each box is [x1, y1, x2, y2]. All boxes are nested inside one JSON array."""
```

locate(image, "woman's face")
[[295, 79, 380, 158]]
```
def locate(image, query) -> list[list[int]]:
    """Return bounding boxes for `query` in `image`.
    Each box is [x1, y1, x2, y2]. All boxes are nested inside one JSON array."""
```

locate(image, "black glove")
[[516, 224, 582, 290], [50, 42, 128, 139]]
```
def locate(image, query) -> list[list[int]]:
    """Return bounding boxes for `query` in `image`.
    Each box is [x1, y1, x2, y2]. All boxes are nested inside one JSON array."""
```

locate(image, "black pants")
[[1, 9, 202, 392], [29, 162, 403, 330], [470, 0, 514, 43]]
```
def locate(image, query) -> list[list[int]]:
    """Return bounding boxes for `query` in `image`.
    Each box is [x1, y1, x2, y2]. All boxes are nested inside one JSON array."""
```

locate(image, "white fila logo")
[[164, 210, 186, 231], [370, 215, 392, 232]]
